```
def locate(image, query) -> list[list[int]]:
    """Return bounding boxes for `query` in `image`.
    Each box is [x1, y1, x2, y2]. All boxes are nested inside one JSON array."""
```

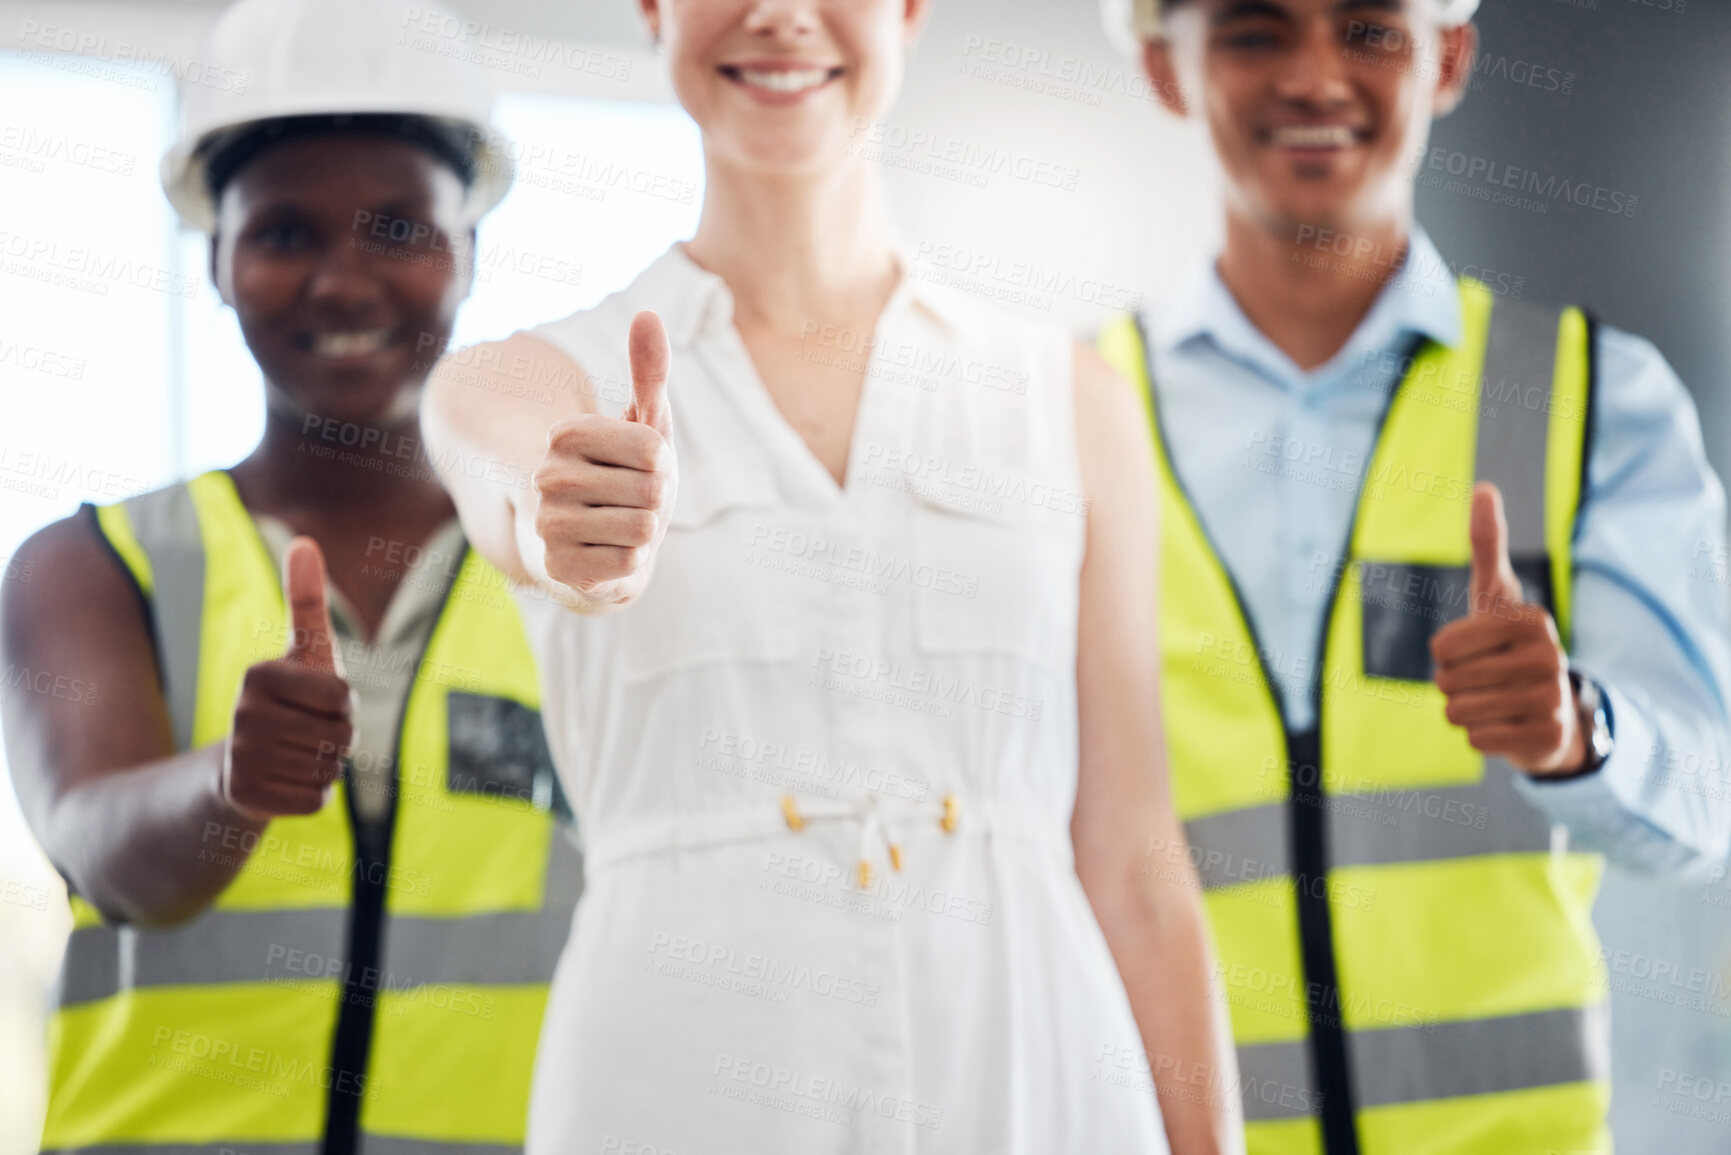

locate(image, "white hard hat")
[[1101, 0, 1481, 54], [161, 0, 514, 233]]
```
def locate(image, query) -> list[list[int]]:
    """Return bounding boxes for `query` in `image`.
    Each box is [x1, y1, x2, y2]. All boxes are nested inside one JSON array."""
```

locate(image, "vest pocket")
[[908, 481, 1082, 669], [1358, 557, 1555, 682], [446, 691, 563, 811]]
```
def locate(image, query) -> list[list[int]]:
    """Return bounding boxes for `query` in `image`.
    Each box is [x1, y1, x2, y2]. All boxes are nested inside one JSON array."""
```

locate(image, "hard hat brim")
[[161, 115, 515, 235], [1101, 0, 1481, 55]]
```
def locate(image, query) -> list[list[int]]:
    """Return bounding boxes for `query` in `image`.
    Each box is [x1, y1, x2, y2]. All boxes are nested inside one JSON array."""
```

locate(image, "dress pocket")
[[908, 476, 1083, 670], [617, 456, 800, 683]]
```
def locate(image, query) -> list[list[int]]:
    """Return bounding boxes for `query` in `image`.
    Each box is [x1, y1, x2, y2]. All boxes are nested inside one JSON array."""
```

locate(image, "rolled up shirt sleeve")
[[1513, 325, 1731, 879]]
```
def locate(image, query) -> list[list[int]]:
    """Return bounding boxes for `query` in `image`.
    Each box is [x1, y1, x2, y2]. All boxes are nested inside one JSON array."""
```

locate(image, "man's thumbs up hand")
[[531, 310, 678, 608], [1432, 482, 1590, 776], [1468, 482, 1525, 615], [220, 536, 354, 820]]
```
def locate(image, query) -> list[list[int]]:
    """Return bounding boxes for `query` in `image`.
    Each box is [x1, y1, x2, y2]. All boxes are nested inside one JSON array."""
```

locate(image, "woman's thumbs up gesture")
[[529, 311, 679, 610]]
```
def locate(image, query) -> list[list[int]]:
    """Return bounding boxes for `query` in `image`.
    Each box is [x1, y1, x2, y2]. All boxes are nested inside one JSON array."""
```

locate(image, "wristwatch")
[[1568, 669, 1614, 773]]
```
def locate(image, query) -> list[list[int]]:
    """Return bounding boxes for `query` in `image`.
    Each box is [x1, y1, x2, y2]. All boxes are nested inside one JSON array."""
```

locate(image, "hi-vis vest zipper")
[[42, 469, 584, 1155], [1099, 279, 1609, 1155]]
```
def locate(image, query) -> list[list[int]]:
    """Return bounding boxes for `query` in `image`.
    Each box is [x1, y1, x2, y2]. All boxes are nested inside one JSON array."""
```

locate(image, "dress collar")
[[637, 239, 961, 349]]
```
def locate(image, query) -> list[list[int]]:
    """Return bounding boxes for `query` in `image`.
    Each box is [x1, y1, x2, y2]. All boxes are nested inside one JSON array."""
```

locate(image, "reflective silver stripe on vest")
[[360, 1135, 521, 1155], [1235, 1031, 1317, 1122], [379, 907, 575, 990], [378, 832, 580, 988], [42, 1144, 317, 1155], [40, 1135, 524, 1154], [1236, 1002, 1608, 1122], [1324, 755, 1554, 863], [543, 825, 585, 910], [55, 907, 349, 1007], [1476, 298, 1565, 558], [121, 484, 206, 750], [57, 900, 576, 1006], [57, 820, 583, 1008], [1183, 760, 1554, 892], [1350, 1001, 1609, 1110], [1182, 805, 1293, 890]]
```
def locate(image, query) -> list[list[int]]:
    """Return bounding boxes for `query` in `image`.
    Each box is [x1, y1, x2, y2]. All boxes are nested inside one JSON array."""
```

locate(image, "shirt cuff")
[[1511, 678, 1657, 840]]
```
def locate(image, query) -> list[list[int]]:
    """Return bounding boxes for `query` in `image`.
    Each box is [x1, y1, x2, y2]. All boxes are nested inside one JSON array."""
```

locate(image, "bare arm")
[[421, 316, 675, 613], [421, 331, 588, 589], [1069, 344, 1245, 1155], [1, 515, 349, 925], [2, 511, 258, 925]]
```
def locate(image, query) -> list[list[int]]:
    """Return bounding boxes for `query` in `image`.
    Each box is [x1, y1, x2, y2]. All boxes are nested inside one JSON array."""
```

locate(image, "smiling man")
[[1097, 0, 1731, 1152]]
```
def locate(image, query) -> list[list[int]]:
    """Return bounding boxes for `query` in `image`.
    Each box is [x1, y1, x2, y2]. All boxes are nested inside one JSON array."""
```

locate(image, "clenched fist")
[[531, 310, 677, 607], [221, 536, 354, 818]]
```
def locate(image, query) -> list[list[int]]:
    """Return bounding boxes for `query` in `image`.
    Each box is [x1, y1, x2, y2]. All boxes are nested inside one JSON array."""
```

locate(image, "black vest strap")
[[1286, 727, 1362, 1155]]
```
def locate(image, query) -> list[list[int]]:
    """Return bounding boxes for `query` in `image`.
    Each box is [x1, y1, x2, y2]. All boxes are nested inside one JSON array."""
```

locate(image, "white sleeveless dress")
[[512, 244, 1170, 1154]]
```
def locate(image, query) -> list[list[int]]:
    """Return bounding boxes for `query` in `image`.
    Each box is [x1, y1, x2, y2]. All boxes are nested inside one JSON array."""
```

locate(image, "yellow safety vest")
[[1100, 279, 1609, 1155], [42, 469, 583, 1155]]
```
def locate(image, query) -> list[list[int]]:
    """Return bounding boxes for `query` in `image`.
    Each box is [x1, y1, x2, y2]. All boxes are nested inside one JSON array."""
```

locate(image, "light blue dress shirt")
[[1143, 228, 1731, 878]]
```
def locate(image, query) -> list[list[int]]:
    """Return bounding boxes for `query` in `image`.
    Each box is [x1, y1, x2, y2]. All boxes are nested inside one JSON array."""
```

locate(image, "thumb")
[[1468, 482, 1523, 613], [623, 310, 672, 437], [283, 536, 343, 676]]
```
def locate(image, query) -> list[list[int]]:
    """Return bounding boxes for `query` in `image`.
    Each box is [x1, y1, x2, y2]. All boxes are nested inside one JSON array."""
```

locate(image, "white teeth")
[[1273, 125, 1356, 149], [738, 67, 832, 94], [312, 330, 391, 357]]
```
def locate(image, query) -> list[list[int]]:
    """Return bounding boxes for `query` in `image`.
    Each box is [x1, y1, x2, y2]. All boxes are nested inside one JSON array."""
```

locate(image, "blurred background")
[[2, 0, 1729, 1149]]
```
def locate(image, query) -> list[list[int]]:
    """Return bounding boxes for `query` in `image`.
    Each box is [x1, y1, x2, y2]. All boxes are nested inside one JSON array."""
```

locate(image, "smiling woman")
[[0, 3, 592, 1154], [0, 36, 706, 1141], [420, 1, 1241, 1153]]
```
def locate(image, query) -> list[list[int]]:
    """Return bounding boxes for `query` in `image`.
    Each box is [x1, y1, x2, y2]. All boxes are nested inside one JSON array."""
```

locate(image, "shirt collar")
[[1381, 227, 1460, 349], [251, 513, 462, 646], [641, 240, 959, 349], [1148, 227, 1462, 385]]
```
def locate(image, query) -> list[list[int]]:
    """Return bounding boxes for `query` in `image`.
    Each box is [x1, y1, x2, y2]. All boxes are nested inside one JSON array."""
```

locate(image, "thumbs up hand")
[[1431, 483, 1590, 776], [529, 310, 678, 609], [283, 538, 346, 677], [1466, 479, 1526, 613], [219, 536, 355, 819]]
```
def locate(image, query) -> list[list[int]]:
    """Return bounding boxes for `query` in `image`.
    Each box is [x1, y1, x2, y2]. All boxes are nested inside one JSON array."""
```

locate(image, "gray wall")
[[1422, 0, 1731, 484], [1416, 5, 1731, 1149]]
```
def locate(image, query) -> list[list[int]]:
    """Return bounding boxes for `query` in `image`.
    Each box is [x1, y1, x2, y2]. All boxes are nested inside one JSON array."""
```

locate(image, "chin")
[[719, 126, 848, 175], [283, 378, 415, 427], [1258, 185, 1370, 236]]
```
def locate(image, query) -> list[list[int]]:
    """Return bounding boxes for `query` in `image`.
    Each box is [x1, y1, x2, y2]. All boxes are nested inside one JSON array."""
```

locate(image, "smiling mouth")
[[1268, 125, 1362, 150], [300, 329, 396, 358], [719, 64, 845, 96]]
